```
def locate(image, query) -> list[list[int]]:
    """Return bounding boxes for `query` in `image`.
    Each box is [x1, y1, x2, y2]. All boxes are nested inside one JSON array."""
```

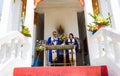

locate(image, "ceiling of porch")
[[35, 0, 83, 13]]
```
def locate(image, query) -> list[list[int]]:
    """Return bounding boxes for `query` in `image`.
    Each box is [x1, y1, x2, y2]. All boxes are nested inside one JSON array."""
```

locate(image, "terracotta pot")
[[98, 25, 106, 29]]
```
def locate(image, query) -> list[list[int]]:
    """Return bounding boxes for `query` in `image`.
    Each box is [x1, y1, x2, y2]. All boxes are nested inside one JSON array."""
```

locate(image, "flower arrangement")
[[89, 13, 111, 26], [21, 25, 31, 37], [36, 44, 44, 52], [36, 40, 45, 52], [59, 33, 67, 43], [88, 23, 98, 34], [88, 13, 111, 34]]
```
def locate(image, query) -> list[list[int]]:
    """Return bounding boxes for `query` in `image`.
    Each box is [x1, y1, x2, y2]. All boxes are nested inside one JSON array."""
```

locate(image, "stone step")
[[14, 66, 108, 76]]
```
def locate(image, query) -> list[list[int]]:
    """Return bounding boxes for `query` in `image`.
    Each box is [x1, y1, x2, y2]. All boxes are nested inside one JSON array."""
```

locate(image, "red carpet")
[[14, 66, 108, 76]]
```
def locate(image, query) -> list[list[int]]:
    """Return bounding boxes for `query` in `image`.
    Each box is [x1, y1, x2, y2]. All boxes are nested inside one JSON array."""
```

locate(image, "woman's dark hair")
[[69, 33, 74, 38]]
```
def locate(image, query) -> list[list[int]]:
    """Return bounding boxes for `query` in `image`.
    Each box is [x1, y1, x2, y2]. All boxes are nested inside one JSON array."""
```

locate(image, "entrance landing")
[[14, 66, 108, 76]]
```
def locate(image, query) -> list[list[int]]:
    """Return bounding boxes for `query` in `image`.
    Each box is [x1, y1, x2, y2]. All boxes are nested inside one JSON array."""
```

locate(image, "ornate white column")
[[84, 0, 94, 65], [24, 0, 34, 66], [0, 0, 12, 36], [109, 0, 120, 32]]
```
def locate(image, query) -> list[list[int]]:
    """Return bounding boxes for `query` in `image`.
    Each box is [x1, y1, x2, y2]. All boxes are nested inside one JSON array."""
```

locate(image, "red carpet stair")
[[14, 66, 108, 76]]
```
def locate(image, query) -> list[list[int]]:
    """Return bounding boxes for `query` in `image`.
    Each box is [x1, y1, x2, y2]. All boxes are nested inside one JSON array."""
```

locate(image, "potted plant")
[[88, 23, 99, 34], [88, 13, 112, 34], [89, 13, 111, 28], [21, 25, 31, 37]]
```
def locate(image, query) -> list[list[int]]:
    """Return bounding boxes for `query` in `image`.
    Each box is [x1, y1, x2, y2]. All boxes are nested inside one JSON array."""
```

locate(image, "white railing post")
[[6, 41, 12, 58], [87, 38, 100, 65], [15, 40, 22, 58], [104, 36, 114, 60], [72, 46, 76, 66], [113, 41, 120, 63], [63, 50, 66, 66], [10, 39, 16, 58], [21, 37, 29, 59], [43, 50, 46, 66], [0, 44, 7, 63], [97, 36, 105, 57]]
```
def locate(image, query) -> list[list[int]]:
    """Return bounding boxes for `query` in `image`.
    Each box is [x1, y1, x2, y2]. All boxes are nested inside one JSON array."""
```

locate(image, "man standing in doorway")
[[47, 31, 61, 65]]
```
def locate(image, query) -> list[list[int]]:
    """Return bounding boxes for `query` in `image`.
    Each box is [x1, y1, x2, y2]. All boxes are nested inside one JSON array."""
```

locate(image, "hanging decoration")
[[20, 0, 27, 27], [34, 0, 43, 8], [21, 25, 31, 37], [14, 0, 16, 3], [21, 0, 27, 17], [79, 0, 85, 7], [92, 0, 100, 15]]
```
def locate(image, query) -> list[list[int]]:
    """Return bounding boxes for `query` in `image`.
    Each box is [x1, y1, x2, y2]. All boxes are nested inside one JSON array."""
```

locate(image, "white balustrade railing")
[[0, 31, 31, 76], [89, 27, 120, 76]]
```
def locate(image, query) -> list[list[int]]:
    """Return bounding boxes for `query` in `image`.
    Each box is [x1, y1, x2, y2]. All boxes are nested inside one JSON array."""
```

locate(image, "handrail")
[[0, 31, 24, 44], [45, 45, 74, 50], [92, 28, 120, 42], [90, 27, 120, 60], [0, 31, 31, 76], [89, 27, 120, 76]]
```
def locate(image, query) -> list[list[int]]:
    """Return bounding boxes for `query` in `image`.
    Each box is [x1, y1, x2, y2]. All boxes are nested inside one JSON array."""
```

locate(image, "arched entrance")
[[33, 0, 90, 66]]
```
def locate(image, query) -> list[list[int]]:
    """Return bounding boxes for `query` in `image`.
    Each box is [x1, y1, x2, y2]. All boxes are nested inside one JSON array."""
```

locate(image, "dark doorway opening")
[[36, 13, 44, 40], [77, 11, 90, 66], [33, 13, 44, 67]]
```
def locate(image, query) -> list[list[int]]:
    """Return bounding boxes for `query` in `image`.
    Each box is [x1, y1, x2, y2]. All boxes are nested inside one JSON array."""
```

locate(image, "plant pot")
[[92, 30, 97, 35], [98, 25, 106, 29]]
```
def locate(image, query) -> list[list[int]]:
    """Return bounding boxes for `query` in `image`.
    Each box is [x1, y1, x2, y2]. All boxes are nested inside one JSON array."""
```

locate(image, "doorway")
[[77, 11, 90, 66], [36, 13, 44, 40], [33, 13, 44, 67]]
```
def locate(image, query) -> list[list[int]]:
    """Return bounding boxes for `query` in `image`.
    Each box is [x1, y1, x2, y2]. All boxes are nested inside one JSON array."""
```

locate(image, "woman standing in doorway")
[[66, 33, 78, 51], [66, 33, 78, 65]]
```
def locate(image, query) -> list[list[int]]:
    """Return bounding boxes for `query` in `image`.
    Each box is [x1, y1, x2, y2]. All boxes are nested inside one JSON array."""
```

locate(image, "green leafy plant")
[[88, 13, 112, 34], [59, 33, 67, 43], [89, 13, 111, 26], [36, 44, 44, 52], [21, 25, 31, 37], [35, 40, 46, 52]]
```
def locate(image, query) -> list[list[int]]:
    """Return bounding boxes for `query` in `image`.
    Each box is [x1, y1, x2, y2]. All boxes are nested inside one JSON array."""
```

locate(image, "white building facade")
[[0, 0, 120, 76]]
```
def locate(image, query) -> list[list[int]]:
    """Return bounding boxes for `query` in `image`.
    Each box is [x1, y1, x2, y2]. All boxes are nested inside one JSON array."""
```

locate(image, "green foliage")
[[88, 13, 112, 34], [89, 13, 112, 25], [21, 25, 31, 37], [59, 33, 67, 43], [88, 23, 98, 32], [36, 44, 44, 52], [46, 45, 74, 50]]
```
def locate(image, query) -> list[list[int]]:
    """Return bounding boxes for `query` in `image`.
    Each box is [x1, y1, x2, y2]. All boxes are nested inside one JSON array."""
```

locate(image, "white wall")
[[99, 0, 114, 28], [44, 8, 79, 40], [0, 0, 3, 18], [8, 0, 21, 31], [0, 0, 21, 36], [109, 0, 120, 32], [119, 0, 120, 9]]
